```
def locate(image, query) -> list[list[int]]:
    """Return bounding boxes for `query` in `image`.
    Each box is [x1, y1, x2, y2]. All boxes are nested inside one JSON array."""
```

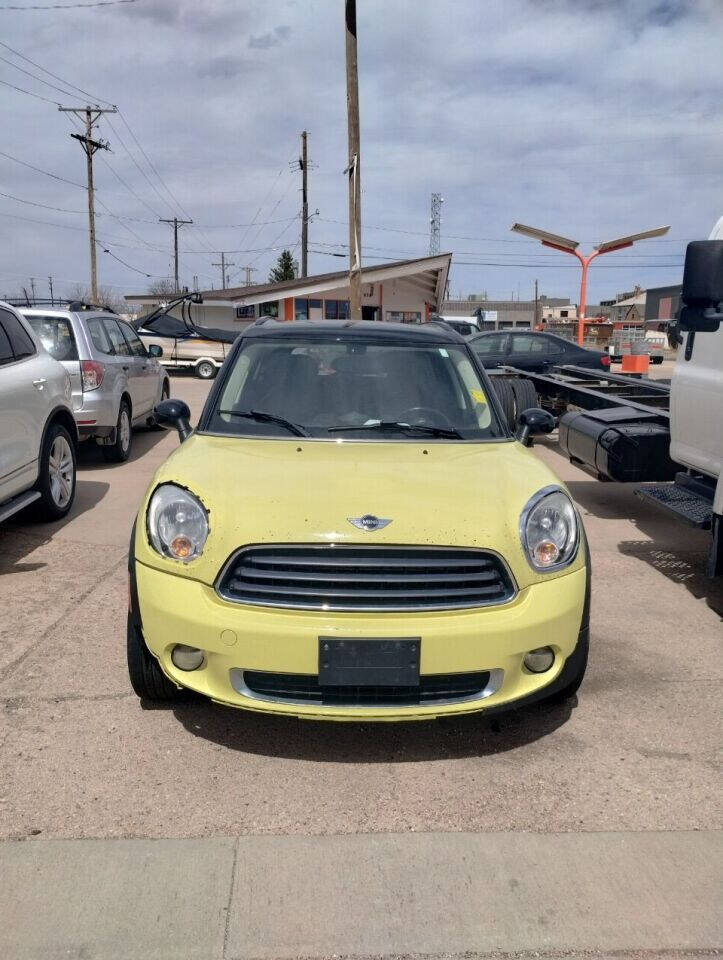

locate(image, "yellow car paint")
[[132, 433, 588, 720]]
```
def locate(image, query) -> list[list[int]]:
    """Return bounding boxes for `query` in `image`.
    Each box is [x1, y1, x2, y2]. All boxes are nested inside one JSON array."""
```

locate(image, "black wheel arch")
[[42, 405, 78, 453]]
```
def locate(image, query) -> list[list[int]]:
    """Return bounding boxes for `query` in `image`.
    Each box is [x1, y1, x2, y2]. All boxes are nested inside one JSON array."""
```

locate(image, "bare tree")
[[147, 278, 177, 297]]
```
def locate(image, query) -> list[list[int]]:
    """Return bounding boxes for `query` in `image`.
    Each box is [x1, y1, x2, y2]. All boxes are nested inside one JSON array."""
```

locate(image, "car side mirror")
[[154, 398, 192, 442], [148, 343, 163, 358], [515, 407, 555, 447], [678, 240, 723, 334]]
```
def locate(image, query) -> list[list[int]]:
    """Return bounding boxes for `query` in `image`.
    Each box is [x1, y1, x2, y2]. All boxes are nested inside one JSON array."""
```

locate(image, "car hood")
[[134, 433, 584, 590]]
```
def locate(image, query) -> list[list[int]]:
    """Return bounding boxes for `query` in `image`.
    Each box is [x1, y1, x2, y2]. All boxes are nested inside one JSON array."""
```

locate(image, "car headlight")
[[147, 483, 209, 562], [520, 486, 578, 571]]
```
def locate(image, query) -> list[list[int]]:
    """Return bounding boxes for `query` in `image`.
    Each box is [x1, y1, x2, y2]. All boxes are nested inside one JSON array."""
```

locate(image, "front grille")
[[216, 545, 516, 611], [237, 669, 492, 706]]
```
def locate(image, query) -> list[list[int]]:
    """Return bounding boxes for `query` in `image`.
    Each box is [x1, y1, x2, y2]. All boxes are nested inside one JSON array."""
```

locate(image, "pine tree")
[[269, 249, 297, 283]]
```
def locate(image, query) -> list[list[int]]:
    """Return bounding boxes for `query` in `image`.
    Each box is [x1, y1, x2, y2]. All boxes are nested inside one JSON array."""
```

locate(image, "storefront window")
[[325, 299, 350, 319], [259, 301, 278, 318], [386, 311, 421, 324], [295, 298, 309, 321], [235, 305, 255, 320]]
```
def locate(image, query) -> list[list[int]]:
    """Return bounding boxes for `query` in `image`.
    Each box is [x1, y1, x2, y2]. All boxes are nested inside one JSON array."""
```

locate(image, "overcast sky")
[[2, 0, 721, 305]]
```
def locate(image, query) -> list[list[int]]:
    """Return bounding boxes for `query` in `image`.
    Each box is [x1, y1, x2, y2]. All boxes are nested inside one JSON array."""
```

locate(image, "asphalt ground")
[[1, 363, 720, 958]]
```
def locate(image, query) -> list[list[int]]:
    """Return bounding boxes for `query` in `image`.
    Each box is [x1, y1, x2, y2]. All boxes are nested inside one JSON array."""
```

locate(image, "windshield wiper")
[[217, 409, 308, 437], [327, 420, 462, 439]]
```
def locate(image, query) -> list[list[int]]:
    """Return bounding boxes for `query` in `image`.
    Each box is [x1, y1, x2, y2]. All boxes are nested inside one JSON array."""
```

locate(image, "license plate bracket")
[[318, 637, 420, 687]]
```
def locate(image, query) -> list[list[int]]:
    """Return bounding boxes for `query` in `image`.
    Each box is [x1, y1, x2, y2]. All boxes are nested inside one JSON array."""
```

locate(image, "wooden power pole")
[[159, 217, 193, 292], [59, 104, 117, 302], [300, 130, 309, 278], [345, 0, 362, 319]]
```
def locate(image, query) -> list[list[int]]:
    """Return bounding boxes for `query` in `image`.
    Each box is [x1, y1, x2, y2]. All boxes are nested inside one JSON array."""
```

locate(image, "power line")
[[0, 53, 86, 100], [0, 38, 114, 105], [0, 76, 60, 105], [0, 0, 137, 9], [0, 148, 86, 188]]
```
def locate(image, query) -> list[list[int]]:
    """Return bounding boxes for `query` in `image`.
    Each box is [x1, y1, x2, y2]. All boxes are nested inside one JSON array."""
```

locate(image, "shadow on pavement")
[[1, 479, 110, 572], [565, 480, 722, 618], [163, 695, 575, 762], [77, 425, 168, 469]]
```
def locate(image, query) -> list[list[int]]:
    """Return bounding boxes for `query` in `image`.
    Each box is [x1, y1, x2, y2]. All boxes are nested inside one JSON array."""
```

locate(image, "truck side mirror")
[[515, 407, 555, 447], [154, 398, 192, 442], [678, 240, 723, 333]]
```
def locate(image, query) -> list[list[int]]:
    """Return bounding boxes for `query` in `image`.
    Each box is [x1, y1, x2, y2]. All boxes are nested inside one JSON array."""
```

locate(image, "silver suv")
[[0, 301, 77, 522], [19, 305, 169, 462]]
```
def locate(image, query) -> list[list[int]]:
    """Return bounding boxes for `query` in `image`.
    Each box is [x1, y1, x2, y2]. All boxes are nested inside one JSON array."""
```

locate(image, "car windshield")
[[25, 314, 78, 362], [206, 336, 504, 441]]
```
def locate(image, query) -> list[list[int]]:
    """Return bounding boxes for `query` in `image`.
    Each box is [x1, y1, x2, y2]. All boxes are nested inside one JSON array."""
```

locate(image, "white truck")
[[489, 219, 723, 576]]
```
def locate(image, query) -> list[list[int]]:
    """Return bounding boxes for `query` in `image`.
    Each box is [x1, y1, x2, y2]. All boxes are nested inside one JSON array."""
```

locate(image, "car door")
[[507, 332, 553, 372], [470, 333, 510, 369], [102, 317, 144, 418], [0, 308, 52, 500], [118, 319, 156, 413]]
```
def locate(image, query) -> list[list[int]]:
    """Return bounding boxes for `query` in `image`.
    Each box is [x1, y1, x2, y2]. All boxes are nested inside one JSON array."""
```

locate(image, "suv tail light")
[[601, 354, 610, 367], [81, 359, 104, 391]]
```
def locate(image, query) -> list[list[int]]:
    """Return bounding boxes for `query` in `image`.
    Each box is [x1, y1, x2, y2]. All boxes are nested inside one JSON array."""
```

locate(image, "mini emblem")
[[348, 514, 392, 532]]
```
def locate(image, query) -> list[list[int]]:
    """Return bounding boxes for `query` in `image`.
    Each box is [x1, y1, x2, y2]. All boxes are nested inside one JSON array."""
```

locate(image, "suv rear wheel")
[[35, 423, 77, 520], [103, 399, 132, 463]]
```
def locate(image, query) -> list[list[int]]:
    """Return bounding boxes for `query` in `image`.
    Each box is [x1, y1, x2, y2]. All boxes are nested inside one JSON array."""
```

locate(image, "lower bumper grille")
[[235, 669, 494, 706], [217, 545, 516, 611]]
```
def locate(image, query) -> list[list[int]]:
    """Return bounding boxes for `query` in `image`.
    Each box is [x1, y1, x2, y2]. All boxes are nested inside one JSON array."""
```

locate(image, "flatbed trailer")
[[489, 364, 718, 570]]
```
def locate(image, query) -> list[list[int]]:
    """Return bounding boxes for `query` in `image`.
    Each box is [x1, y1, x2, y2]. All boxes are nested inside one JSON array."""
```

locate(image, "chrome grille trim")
[[216, 545, 517, 611]]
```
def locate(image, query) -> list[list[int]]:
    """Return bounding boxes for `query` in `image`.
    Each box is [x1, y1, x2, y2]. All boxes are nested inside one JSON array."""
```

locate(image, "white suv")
[[0, 302, 78, 523]]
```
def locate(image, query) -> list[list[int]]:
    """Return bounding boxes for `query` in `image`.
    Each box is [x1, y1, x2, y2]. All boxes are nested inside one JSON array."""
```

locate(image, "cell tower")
[[429, 193, 443, 255]]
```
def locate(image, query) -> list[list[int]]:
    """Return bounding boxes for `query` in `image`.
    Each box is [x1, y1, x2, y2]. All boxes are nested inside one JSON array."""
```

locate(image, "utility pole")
[[242, 266, 257, 286], [534, 278, 539, 328], [59, 105, 117, 302], [212, 252, 235, 289], [48, 276, 54, 304], [345, 0, 362, 319], [159, 217, 193, 292], [30, 277, 36, 300], [301, 131, 309, 277]]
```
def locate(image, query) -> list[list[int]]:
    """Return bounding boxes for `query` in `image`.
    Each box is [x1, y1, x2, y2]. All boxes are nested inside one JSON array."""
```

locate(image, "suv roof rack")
[[7, 297, 117, 314]]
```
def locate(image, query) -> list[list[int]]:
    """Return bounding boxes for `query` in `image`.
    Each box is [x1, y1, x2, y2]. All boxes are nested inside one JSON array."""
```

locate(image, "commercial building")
[[126, 254, 451, 331], [442, 296, 570, 330]]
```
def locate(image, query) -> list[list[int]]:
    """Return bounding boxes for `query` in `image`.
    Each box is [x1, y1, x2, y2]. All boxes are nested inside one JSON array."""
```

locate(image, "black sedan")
[[469, 330, 610, 372]]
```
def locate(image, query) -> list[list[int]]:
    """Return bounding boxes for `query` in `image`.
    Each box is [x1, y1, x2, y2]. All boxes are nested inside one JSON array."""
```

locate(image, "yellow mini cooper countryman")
[[127, 320, 589, 720]]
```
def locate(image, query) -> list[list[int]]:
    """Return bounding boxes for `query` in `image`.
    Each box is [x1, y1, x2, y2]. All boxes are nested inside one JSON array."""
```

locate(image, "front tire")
[[127, 615, 185, 701], [35, 423, 77, 520], [195, 360, 216, 380], [103, 400, 132, 463]]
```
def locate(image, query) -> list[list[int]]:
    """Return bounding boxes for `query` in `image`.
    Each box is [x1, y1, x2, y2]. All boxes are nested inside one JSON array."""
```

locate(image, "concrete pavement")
[[1, 370, 721, 958], [2, 831, 719, 959]]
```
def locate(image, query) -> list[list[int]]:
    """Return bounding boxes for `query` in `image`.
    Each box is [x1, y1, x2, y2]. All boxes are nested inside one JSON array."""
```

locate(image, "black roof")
[[242, 320, 465, 343]]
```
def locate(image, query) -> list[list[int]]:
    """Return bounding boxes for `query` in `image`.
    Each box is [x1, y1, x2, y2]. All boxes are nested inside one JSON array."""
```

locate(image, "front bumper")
[[133, 559, 588, 720]]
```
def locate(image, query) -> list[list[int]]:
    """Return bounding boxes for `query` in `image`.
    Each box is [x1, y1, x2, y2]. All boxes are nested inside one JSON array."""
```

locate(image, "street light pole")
[[510, 223, 670, 345]]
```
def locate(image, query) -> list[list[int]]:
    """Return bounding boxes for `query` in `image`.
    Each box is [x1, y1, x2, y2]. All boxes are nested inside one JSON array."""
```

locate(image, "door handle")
[[32, 378, 47, 390]]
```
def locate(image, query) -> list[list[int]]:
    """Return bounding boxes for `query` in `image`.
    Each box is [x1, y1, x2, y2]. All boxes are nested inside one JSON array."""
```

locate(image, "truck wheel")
[[195, 360, 216, 380], [127, 615, 186, 701], [510, 378, 538, 416], [492, 377, 517, 430], [102, 400, 132, 463], [34, 422, 77, 521]]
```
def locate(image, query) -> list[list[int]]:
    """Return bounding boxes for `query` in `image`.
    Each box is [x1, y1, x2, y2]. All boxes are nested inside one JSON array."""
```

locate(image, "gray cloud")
[[248, 25, 291, 50]]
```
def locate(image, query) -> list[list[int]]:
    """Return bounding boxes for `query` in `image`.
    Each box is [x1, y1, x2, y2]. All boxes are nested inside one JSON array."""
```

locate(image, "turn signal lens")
[[533, 540, 560, 565], [169, 535, 194, 559]]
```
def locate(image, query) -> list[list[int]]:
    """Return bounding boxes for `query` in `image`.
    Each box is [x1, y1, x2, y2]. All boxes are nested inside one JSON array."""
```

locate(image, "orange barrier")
[[621, 354, 650, 374]]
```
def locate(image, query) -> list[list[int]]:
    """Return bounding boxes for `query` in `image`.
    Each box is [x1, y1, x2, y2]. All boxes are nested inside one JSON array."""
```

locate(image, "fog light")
[[523, 646, 555, 673], [171, 644, 204, 671]]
